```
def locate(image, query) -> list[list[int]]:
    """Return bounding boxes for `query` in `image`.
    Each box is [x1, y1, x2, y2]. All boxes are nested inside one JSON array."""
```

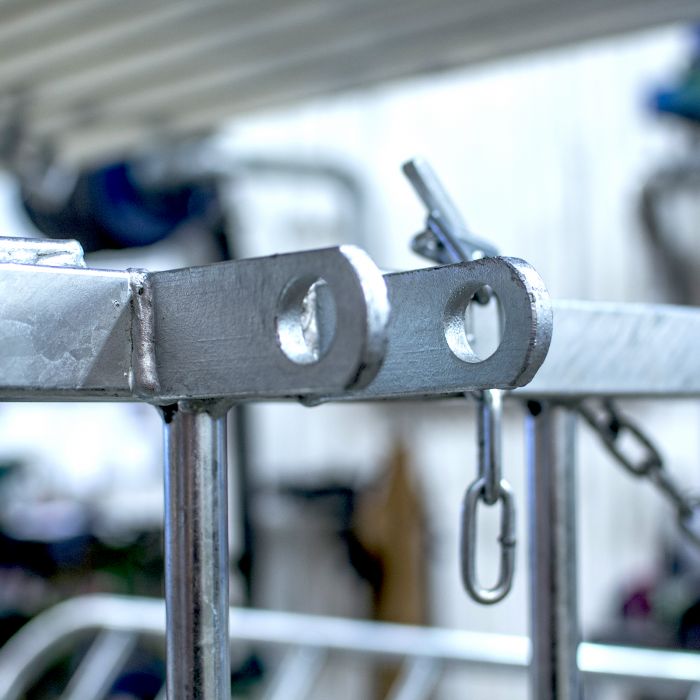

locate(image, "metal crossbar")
[[0, 595, 699, 699]]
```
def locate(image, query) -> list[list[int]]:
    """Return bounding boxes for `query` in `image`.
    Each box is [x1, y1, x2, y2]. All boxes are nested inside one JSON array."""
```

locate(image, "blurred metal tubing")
[[262, 648, 328, 700], [1, 594, 700, 700], [386, 658, 443, 700], [62, 630, 138, 700], [1, 0, 698, 162]]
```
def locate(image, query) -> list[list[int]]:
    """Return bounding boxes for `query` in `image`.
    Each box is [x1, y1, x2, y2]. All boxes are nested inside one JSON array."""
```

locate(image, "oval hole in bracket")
[[276, 276, 337, 365], [444, 285, 504, 363]]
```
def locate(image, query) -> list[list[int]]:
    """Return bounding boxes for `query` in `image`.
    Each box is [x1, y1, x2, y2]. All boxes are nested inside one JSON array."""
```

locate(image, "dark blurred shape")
[[622, 585, 653, 619], [22, 160, 222, 254], [679, 597, 700, 649], [278, 482, 383, 592]]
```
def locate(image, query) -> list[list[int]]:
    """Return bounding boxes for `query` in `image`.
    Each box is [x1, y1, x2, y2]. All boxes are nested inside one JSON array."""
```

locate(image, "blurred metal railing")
[[0, 594, 699, 700]]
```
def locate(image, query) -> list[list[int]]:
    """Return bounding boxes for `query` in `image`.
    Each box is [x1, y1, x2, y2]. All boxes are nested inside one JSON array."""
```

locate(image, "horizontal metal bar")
[[518, 300, 700, 398], [0, 245, 550, 401], [0, 245, 391, 400], [0, 594, 698, 700], [0, 262, 133, 399], [3, 249, 698, 400], [6, 239, 697, 400]]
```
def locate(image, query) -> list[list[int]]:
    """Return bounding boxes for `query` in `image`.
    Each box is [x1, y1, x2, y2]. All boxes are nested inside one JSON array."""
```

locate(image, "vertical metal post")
[[163, 401, 231, 700], [526, 401, 581, 700]]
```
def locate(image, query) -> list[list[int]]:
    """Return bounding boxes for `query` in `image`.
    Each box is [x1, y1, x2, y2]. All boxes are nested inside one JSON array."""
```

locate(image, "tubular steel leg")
[[526, 401, 581, 700], [163, 401, 231, 700]]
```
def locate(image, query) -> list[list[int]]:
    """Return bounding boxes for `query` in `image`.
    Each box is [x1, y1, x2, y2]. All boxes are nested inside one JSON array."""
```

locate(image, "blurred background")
[[0, 2, 699, 698]]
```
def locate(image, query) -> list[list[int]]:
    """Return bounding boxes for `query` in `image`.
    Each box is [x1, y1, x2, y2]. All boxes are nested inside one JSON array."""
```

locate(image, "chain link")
[[577, 399, 700, 547], [476, 388, 503, 505], [400, 158, 515, 603], [461, 389, 516, 604]]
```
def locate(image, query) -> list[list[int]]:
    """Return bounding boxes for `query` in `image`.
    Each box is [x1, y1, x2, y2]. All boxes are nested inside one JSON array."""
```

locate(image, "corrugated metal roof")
[[0, 0, 697, 162]]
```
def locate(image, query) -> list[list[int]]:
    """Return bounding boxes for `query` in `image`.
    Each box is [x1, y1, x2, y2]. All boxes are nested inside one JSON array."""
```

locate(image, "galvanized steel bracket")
[[0, 236, 552, 403]]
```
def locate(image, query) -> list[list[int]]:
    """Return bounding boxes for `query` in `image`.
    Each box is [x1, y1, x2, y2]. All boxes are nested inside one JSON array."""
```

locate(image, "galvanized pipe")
[[526, 401, 581, 700], [163, 401, 230, 700]]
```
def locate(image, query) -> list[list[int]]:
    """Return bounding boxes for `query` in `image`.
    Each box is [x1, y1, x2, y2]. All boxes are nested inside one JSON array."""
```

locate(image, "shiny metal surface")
[[0, 234, 553, 699], [0, 243, 392, 401], [0, 240, 553, 401], [460, 387, 517, 604], [404, 157, 499, 266], [8, 245, 700, 400], [163, 403, 230, 700], [0, 236, 85, 267], [0, 261, 133, 399], [150, 245, 389, 400], [346, 255, 552, 400], [1, 594, 700, 699], [461, 475, 516, 605], [527, 402, 581, 700], [477, 389, 503, 506], [519, 300, 700, 398]]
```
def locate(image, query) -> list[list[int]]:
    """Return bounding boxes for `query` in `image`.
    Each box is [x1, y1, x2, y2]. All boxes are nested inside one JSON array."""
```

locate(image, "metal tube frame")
[[163, 401, 231, 700], [526, 401, 581, 700], [0, 236, 556, 698], [3, 236, 700, 697]]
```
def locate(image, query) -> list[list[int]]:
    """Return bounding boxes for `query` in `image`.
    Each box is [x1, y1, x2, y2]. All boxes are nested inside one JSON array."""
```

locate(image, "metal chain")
[[401, 158, 516, 604], [460, 389, 517, 604], [577, 399, 700, 547]]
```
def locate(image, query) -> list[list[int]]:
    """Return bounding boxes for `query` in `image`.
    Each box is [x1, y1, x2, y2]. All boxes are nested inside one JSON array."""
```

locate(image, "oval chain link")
[[461, 389, 516, 604], [403, 168, 515, 604], [577, 399, 700, 547]]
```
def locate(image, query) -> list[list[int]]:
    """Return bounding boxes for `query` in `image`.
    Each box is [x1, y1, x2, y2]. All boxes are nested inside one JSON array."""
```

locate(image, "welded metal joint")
[[128, 269, 160, 398]]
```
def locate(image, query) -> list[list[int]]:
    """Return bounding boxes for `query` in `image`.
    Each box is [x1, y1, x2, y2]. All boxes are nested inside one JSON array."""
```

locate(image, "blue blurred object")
[[22, 159, 222, 254], [650, 25, 700, 124], [89, 163, 217, 248]]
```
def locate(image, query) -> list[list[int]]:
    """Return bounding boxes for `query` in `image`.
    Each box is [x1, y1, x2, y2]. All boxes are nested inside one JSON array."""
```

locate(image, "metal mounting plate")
[[0, 241, 552, 402], [341, 255, 552, 401]]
